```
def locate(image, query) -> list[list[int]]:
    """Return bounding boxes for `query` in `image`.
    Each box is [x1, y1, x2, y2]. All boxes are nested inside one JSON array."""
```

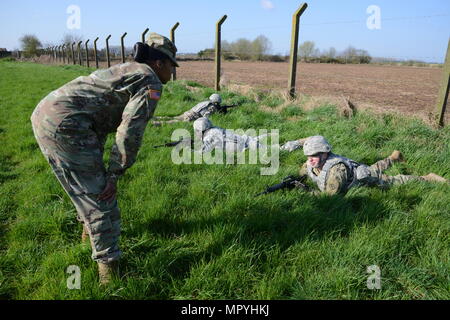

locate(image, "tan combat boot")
[[98, 261, 119, 285], [420, 173, 448, 183], [81, 225, 89, 243], [389, 150, 404, 163]]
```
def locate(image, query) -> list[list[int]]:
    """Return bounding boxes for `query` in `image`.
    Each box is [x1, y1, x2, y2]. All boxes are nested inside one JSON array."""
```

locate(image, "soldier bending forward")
[[31, 33, 178, 284]]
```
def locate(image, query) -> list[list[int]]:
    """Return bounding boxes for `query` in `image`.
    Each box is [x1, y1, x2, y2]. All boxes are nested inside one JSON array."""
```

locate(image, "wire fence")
[[11, 3, 450, 126]]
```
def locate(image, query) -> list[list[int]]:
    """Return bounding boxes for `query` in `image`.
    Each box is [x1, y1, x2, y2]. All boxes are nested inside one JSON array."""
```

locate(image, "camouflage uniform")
[[299, 154, 422, 196], [31, 61, 163, 262], [152, 94, 222, 125], [280, 139, 307, 152], [193, 117, 268, 153]]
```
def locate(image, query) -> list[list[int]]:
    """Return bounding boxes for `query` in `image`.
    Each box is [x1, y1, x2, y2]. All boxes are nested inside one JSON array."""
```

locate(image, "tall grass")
[[0, 60, 449, 300]]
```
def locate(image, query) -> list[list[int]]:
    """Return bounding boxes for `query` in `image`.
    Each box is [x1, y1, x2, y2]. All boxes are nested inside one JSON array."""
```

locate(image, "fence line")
[[28, 2, 449, 125]]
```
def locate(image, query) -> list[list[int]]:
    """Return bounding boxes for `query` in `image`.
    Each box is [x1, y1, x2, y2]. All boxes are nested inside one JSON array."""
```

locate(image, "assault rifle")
[[255, 175, 310, 197], [217, 103, 240, 114], [152, 138, 193, 149]]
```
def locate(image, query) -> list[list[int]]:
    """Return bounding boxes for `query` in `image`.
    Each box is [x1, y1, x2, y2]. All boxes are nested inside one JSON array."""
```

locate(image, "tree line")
[[198, 37, 372, 64], [19, 33, 372, 64], [298, 41, 372, 64]]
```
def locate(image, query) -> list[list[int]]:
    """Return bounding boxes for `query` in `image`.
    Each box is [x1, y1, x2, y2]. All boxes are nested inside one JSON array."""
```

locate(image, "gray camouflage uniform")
[[31, 61, 163, 262], [192, 118, 268, 153], [153, 100, 220, 124]]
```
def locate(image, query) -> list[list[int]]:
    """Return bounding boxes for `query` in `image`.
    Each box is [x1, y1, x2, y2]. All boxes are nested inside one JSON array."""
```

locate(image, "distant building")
[[0, 48, 12, 58]]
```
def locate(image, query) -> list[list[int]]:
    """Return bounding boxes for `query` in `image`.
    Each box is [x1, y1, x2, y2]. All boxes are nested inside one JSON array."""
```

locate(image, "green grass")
[[0, 60, 449, 300]]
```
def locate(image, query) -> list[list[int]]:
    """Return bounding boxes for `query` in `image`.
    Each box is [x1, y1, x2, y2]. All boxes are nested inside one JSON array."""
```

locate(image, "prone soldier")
[[297, 136, 448, 195], [155, 117, 307, 153], [152, 94, 238, 126]]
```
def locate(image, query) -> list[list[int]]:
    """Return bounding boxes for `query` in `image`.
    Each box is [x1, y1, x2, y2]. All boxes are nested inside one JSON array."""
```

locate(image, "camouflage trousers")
[[31, 117, 121, 263], [363, 157, 423, 188]]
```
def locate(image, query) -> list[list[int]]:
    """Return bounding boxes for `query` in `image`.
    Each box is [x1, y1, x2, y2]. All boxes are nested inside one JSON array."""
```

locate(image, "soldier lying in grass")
[[158, 117, 307, 153], [152, 94, 238, 126], [297, 136, 448, 195]]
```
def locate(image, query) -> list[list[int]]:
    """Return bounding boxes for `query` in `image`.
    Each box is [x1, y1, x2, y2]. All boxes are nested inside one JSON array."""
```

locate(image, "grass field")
[[0, 59, 449, 300]]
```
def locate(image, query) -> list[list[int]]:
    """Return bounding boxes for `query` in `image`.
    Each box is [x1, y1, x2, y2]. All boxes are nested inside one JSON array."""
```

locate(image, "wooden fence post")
[[71, 42, 76, 65], [288, 3, 308, 99], [77, 41, 83, 65], [142, 28, 149, 43], [215, 15, 227, 91], [121, 32, 127, 63], [94, 37, 99, 69], [170, 22, 180, 81], [62, 45, 66, 64], [436, 38, 450, 127], [106, 35, 111, 68], [85, 39, 90, 68]]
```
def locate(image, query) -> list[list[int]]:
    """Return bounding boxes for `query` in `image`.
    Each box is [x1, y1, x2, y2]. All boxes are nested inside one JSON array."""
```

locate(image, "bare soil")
[[37, 56, 449, 124], [176, 61, 448, 124]]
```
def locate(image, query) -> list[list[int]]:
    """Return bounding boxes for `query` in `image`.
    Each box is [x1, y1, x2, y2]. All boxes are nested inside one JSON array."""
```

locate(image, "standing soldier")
[[152, 93, 228, 125], [30, 33, 178, 284], [298, 136, 448, 195]]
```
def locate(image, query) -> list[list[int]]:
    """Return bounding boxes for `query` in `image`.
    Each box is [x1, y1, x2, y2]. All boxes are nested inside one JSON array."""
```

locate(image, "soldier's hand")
[[280, 140, 302, 152], [98, 180, 117, 203]]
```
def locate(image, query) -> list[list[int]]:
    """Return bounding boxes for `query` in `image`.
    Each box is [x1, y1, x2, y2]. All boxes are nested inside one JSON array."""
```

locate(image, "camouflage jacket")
[[183, 101, 218, 120], [299, 160, 353, 195], [201, 127, 265, 153], [31, 62, 162, 182]]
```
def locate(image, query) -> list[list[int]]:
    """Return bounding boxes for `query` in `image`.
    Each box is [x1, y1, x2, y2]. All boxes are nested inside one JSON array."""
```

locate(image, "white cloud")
[[261, 0, 274, 10]]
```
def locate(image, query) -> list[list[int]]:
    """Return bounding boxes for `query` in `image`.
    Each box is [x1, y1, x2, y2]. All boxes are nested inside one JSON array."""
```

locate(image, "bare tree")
[[252, 35, 272, 60], [326, 47, 337, 59], [299, 41, 318, 62], [61, 33, 84, 46], [340, 46, 371, 64], [231, 38, 253, 60]]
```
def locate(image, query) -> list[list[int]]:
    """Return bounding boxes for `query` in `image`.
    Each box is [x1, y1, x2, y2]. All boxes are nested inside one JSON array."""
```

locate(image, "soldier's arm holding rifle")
[[254, 175, 311, 197], [217, 103, 239, 114], [298, 162, 348, 196]]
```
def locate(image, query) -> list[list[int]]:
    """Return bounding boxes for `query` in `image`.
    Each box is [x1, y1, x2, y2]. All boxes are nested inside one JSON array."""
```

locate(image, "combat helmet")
[[145, 33, 179, 67], [209, 93, 222, 104], [303, 136, 332, 156], [193, 117, 212, 132]]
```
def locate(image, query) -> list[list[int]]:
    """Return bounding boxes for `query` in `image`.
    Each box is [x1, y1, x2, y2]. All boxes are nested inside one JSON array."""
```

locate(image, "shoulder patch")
[[148, 89, 161, 101]]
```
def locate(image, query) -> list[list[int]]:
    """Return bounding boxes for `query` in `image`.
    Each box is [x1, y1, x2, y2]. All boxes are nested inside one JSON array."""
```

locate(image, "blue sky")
[[1, 0, 449, 62]]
